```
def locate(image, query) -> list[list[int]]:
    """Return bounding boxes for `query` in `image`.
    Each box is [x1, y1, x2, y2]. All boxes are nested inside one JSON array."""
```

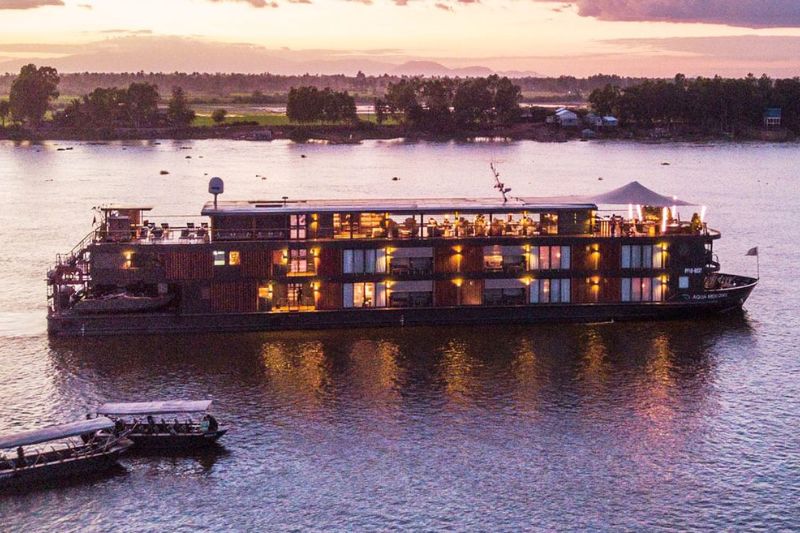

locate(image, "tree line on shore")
[[286, 87, 357, 124], [0, 71, 646, 103], [374, 75, 522, 132], [0, 64, 197, 129], [589, 74, 800, 133]]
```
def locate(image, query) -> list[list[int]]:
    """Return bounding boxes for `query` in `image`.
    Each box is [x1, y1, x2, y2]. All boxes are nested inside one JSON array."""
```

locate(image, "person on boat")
[[16, 446, 26, 468], [146, 415, 156, 433], [691, 212, 702, 233], [201, 414, 219, 433], [173, 418, 182, 433]]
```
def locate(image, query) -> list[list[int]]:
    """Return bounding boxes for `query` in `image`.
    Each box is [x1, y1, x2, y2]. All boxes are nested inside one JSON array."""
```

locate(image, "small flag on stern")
[[746, 246, 759, 256]]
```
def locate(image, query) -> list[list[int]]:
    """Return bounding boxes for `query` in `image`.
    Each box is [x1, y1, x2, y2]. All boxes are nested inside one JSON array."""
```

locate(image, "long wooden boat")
[[46, 180, 757, 336], [0, 417, 132, 490], [72, 292, 174, 314], [94, 400, 227, 450]]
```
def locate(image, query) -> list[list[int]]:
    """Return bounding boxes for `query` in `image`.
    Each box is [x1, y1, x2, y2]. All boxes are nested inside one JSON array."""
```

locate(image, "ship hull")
[[48, 278, 756, 337]]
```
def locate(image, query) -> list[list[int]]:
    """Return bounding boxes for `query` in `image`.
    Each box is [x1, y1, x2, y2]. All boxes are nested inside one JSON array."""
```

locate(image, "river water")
[[0, 139, 798, 531]]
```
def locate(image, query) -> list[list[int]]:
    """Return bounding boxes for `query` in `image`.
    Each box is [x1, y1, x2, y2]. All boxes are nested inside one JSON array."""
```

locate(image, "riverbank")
[[0, 122, 793, 143]]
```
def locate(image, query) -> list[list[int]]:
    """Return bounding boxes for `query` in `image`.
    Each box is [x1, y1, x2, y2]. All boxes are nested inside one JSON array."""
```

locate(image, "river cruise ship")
[[46, 180, 757, 336]]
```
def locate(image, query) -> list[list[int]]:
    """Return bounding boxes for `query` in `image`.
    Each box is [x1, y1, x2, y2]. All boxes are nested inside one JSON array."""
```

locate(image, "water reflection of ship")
[[47, 315, 754, 427]]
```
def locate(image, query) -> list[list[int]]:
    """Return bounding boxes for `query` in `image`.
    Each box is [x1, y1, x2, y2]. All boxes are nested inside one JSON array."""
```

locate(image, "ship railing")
[[110, 221, 716, 246], [55, 228, 99, 267], [97, 225, 212, 245]]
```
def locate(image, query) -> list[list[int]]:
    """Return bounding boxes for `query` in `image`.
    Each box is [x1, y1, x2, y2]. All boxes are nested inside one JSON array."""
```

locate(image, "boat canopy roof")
[[200, 182, 693, 216], [203, 197, 597, 216], [587, 181, 695, 207], [96, 400, 213, 416], [0, 417, 114, 449], [101, 205, 153, 212]]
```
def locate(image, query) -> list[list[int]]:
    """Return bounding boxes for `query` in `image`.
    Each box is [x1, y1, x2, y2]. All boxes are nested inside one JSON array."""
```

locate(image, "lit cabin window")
[[529, 278, 571, 303], [343, 249, 387, 274], [289, 215, 307, 240], [679, 276, 689, 289], [123, 251, 134, 269], [621, 245, 664, 269], [213, 250, 226, 266], [621, 277, 666, 302], [343, 282, 387, 308], [229, 251, 241, 266], [529, 246, 570, 270]]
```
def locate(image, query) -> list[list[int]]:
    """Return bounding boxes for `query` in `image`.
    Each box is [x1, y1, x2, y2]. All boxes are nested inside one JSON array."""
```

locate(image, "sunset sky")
[[1, 0, 800, 75]]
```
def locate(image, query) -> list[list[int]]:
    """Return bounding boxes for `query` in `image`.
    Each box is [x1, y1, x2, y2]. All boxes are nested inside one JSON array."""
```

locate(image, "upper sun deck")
[[200, 196, 597, 217], [88, 181, 714, 246]]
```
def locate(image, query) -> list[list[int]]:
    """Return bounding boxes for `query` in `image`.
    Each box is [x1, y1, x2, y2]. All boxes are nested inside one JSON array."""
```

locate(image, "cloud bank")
[[541, 0, 800, 28], [0, 0, 63, 9]]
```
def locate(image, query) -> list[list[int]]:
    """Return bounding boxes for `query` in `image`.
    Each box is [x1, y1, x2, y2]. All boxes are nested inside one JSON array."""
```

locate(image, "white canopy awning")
[[96, 400, 213, 416], [0, 417, 114, 449], [587, 181, 694, 207]]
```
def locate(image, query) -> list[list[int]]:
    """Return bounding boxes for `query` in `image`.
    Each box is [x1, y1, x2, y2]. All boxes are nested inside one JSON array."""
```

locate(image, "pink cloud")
[[536, 0, 800, 28], [434, 2, 452, 11], [0, 0, 63, 8]]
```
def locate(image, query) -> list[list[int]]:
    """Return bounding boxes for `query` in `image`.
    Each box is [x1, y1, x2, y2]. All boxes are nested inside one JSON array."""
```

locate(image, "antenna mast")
[[490, 162, 512, 204]]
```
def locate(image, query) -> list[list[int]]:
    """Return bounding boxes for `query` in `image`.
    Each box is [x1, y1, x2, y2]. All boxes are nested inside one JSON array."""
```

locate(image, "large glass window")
[[529, 246, 570, 270], [289, 249, 311, 274], [529, 278, 571, 303], [621, 277, 666, 302], [289, 214, 306, 240], [343, 249, 387, 274], [343, 282, 387, 308], [621, 245, 665, 269]]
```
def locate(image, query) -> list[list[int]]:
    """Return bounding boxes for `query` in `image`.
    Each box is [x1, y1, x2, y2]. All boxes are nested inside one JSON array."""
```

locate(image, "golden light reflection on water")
[[438, 339, 478, 403], [346, 340, 401, 402], [259, 340, 328, 407], [577, 328, 611, 388], [636, 332, 679, 430]]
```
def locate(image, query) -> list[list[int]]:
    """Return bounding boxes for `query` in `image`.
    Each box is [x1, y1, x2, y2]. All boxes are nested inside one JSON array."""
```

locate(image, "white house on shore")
[[602, 115, 619, 127], [552, 107, 578, 127]]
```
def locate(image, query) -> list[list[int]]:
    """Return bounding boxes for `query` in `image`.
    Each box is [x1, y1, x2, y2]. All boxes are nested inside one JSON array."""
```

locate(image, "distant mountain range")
[[0, 36, 539, 77]]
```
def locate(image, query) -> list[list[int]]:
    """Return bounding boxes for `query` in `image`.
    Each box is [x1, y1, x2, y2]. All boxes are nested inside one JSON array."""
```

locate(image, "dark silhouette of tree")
[[8, 64, 60, 127], [452, 78, 493, 126], [384, 78, 419, 123], [287, 86, 356, 123], [490, 75, 522, 125], [212, 108, 227, 124], [0, 99, 9, 127], [373, 98, 388, 124], [167, 87, 195, 126], [287, 86, 324, 123], [125, 82, 159, 127]]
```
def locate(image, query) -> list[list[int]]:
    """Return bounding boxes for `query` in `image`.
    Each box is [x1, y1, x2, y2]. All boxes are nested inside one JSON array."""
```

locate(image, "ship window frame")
[[213, 250, 226, 266], [228, 251, 241, 266], [343, 248, 387, 274], [621, 277, 666, 302], [343, 282, 387, 308], [529, 278, 570, 303], [289, 214, 307, 240], [679, 275, 689, 289]]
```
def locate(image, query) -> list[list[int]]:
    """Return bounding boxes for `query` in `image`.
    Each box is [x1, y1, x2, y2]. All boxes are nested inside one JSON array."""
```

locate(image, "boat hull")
[[71, 294, 174, 315], [48, 277, 756, 336], [0, 442, 131, 491], [126, 429, 228, 450]]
